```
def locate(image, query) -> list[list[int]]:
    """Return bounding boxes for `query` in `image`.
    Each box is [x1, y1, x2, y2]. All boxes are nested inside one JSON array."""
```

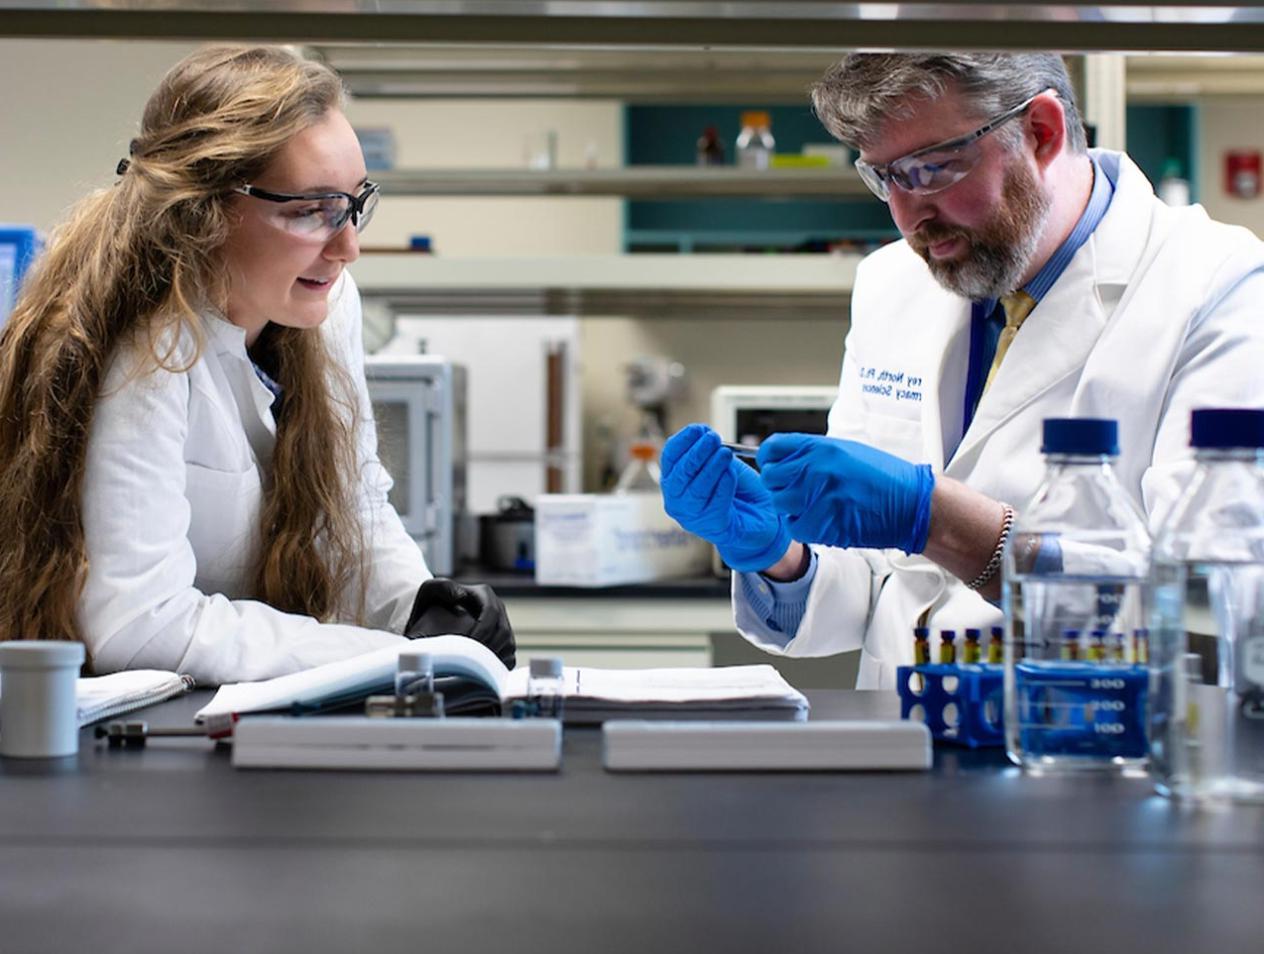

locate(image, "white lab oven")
[[708, 384, 838, 576], [710, 384, 839, 446], [364, 355, 467, 576]]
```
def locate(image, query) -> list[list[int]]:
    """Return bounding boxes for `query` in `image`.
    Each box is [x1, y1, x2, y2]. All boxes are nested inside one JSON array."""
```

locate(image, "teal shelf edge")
[[623, 228, 897, 253]]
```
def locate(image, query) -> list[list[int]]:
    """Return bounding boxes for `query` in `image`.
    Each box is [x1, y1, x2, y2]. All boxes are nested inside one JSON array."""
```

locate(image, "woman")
[[0, 45, 514, 685]]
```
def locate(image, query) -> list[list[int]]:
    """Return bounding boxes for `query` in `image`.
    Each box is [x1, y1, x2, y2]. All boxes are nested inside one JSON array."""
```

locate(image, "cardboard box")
[[534, 493, 711, 586]]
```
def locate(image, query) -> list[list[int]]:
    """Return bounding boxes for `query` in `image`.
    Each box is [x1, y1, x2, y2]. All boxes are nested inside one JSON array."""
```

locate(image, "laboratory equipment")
[[365, 650, 445, 719], [897, 654, 1004, 749], [233, 717, 561, 771], [363, 355, 467, 575], [533, 492, 711, 586], [963, 628, 983, 663], [0, 640, 85, 758], [1002, 418, 1152, 774], [710, 385, 836, 449], [395, 651, 435, 697], [478, 495, 535, 573], [614, 440, 661, 493], [735, 111, 775, 170], [913, 627, 931, 664], [95, 721, 210, 748], [1151, 408, 1264, 803], [603, 720, 931, 772], [525, 657, 565, 720], [624, 354, 686, 440]]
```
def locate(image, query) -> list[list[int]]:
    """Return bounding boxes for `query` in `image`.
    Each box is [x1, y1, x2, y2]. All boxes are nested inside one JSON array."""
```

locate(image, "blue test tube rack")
[[896, 663, 1005, 748]]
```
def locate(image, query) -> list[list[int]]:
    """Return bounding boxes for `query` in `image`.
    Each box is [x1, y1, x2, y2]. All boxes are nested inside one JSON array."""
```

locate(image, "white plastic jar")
[[0, 641, 85, 758]]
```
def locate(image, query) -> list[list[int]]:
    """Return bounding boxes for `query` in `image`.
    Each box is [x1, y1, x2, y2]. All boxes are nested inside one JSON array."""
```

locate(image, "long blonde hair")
[[0, 45, 367, 645]]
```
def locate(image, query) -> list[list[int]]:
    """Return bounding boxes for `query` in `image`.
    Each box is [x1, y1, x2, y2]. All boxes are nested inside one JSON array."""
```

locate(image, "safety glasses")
[[234, 180, 380, 242], [854, 90, 1051, 202]]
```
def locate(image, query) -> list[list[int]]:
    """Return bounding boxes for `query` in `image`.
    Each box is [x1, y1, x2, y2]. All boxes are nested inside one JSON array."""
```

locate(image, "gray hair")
[[810, 53, 1087, 155]]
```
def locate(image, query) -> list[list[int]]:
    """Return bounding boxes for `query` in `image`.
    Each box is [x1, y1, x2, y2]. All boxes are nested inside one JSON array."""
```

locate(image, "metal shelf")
[[6, 2, 1264, 52], [351, 252, 857, 320], [373, 166, 871, 198]]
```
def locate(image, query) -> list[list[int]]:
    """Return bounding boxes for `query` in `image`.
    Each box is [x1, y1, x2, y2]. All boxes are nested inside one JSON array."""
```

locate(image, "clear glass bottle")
[[735, 111, 775, 170], [395, 651, 434, 697], [1151, 408, 1264, 803], [1002, 418, 1152, 774], [614, 440, 661, 493], [527, 657, 565, 720]]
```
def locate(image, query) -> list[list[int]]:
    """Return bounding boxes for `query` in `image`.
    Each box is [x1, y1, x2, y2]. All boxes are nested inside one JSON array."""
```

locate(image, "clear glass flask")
[[1151, 408, 1264, 803], [1002, 418, 1152, 774], [614, 441, 661, 493]]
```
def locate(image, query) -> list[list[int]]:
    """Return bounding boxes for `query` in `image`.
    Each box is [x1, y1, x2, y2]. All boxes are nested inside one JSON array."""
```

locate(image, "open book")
[[195, 635, 809, 727]]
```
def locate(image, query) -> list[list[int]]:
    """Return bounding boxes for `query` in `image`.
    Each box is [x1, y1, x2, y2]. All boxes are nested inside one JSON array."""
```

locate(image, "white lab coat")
[[80, 272, 429, 685], [735, 150, 1264, 688]]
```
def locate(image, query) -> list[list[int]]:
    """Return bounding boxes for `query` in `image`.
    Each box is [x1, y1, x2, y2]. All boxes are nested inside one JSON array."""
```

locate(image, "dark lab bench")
[[0, 690, 1260, 953]]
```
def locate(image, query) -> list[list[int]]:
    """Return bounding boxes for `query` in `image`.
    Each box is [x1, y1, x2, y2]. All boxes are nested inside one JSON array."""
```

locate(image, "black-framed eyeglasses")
[[854, 90, 1053, 202], [234, 180, 380, 241]]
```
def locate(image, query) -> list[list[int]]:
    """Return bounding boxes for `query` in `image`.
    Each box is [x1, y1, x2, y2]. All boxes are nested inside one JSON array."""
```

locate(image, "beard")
[[907, 161, 1052, 300]]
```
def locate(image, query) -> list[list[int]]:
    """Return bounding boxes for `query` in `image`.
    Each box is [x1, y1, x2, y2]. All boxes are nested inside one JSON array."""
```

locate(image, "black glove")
[[404, 578, 516, 669]]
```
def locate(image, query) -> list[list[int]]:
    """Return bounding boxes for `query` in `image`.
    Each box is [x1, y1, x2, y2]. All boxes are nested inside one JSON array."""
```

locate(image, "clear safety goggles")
[[853, 90, 1050, 202], [234, 180, 380, 242]]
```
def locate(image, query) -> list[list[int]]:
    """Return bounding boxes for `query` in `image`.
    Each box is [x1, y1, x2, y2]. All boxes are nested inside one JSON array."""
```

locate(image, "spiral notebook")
[[0, 670, 195, 727]]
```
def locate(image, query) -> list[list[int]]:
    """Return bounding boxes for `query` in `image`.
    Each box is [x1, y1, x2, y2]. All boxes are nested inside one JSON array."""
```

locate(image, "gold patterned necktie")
[[982, 290, 1037, 393]]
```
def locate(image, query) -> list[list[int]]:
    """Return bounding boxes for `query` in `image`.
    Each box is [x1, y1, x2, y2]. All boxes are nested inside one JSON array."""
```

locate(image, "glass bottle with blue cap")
[[1151, 408, 1264, 803], [1002, 418, 1152, 774]]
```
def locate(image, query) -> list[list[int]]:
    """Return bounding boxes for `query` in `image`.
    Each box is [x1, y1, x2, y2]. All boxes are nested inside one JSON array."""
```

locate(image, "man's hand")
[[758, 433, 934, 554], [660, 423, 791, 572]]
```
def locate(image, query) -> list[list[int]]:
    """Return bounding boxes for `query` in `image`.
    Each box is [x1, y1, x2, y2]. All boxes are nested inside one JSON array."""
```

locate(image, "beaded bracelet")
[[966, 503, 1015, 591]]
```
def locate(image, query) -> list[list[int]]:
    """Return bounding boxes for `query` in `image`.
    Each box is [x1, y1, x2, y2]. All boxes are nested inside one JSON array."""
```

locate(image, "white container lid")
[[0, 640, 85, 670], [529, 657, 563, 678], [399, 651, 434, 674]]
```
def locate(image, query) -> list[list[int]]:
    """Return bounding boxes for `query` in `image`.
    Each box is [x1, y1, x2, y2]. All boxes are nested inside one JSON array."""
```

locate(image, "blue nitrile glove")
[[757, 433, 935, 554], [660, 423, 792, 572]]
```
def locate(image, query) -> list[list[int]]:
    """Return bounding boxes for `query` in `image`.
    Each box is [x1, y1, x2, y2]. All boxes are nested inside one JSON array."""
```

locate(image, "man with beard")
[[658, 53, 1264, 687]]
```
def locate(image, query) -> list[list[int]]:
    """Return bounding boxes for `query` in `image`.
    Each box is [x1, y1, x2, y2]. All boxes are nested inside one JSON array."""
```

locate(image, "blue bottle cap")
[[940, 630, 956, 641], [1041, 418, 1119, 456], [964, 628, 981, 641], [913, 627, 930, 638], [1189, 408, 1264, 449]]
